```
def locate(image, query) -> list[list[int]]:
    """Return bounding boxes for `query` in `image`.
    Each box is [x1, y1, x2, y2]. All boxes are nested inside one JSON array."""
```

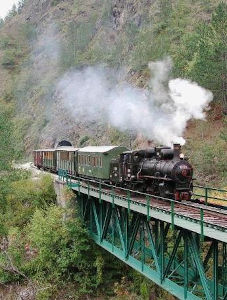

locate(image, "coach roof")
[[56, 146, 79, 151], [34, 148, 55, 152], [78, 146, 122, 153]]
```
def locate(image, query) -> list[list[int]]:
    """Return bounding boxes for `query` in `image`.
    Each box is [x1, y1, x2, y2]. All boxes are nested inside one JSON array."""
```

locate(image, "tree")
[[174, 2, 227, 107], [5, 4, 17, 20], [0, 101, 14, 170], [18, 0, 25, 14], [0, 18, 4, 28]]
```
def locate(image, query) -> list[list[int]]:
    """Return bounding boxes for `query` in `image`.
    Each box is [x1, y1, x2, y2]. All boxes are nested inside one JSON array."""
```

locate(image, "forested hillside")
[[0, 0, 226, 185], [0, 1, 226, 298]]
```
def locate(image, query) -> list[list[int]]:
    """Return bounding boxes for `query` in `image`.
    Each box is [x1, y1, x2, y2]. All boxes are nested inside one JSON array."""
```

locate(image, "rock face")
[[2, 0, 154, 152]]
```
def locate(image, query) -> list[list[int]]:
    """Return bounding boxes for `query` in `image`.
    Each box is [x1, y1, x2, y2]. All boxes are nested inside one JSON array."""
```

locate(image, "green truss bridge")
[[57, 169, 227, 300]]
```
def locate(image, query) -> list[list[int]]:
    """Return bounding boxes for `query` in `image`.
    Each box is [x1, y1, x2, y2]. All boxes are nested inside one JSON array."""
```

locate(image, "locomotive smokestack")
[[173, 144, 181, 158]]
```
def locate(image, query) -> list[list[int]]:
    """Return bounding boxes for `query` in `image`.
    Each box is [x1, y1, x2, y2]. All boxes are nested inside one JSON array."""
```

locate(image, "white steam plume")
[[56, 58, 213, 146]]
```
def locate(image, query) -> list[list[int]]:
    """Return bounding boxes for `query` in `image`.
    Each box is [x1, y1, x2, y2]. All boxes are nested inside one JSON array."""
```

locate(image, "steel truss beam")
[[76, 193, 227, 300]]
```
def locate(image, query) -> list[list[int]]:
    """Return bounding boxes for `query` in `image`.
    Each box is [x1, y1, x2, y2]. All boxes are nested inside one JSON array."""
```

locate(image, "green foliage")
[[51, 0, 61, 6], [0, 36, 14, 49], [17, 0, 26, 14], [0, 18, 4, 28], [4, 175, 56, 228], [79, 135, 90, 147], [220, 117, 227, 141], [0, 101, 14, 170], [174, 2, 227, 103], [13, 117, 32, 159], [0, 172, 55, 235], [1, 49, 17, 68], [6, 4, 18, 19], [184, 134, 227, 185], [0, 203, 105, 297], [19, 23, 37, 41], [27, 206, 87, 280]]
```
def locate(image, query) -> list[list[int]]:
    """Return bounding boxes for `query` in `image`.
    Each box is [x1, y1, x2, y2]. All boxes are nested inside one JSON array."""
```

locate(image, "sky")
[[0, 0, 20, 19]]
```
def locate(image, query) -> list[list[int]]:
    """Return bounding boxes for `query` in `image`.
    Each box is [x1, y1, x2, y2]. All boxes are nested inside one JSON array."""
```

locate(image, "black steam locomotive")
[[110, 144, 193, 201]]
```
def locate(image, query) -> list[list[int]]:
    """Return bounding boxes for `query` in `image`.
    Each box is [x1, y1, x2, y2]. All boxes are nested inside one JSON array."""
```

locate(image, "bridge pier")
[[54, 179, 68, 208]]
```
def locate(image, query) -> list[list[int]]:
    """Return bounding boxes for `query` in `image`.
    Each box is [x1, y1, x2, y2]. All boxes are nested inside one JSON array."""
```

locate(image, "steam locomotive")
[[110, 144, 193, 201], [34, 143, 193, 201]]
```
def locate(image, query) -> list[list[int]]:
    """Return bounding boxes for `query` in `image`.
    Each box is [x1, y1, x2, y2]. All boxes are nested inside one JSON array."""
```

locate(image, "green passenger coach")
[[77, 146, 128, 180]]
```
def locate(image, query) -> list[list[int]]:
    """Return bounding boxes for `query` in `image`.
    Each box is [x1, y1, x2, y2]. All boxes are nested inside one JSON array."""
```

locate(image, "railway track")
[[27, 164, 227, 231], [77, 178, 227, 231]]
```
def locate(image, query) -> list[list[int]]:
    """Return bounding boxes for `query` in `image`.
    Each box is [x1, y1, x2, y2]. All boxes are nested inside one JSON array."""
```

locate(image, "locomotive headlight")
[[179, 153, 184, 159]]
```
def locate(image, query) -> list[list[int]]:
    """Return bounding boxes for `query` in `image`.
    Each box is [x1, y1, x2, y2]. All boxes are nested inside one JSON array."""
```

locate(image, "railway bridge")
[[57, 170, 227, 300]]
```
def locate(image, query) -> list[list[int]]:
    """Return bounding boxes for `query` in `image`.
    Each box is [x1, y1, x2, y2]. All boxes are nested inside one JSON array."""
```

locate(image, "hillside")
[[0, 0, 226, 186]]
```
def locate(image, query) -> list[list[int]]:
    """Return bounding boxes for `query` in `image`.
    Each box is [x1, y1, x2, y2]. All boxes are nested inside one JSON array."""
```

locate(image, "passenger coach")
[[77, 146, 128, 181]]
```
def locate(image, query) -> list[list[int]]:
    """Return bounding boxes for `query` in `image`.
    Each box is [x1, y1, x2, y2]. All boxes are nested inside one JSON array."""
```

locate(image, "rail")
[[58, 169, 227, 242]]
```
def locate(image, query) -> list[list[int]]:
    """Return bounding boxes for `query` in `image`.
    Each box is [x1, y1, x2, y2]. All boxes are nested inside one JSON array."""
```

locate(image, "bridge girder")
[[77, 193, 227, 300]]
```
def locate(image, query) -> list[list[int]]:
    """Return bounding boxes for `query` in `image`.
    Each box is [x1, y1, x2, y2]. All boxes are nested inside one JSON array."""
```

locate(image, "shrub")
[[1, 50, 17, 68], [51, 0, 61, 6], [3, 175, 56, 229], [26, 205, 100, 294], [79, 135, 90, 147]]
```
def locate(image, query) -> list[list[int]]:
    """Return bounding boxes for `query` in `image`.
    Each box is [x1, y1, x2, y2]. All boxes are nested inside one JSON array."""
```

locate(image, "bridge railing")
[[58, 168, 227, 207], [57, 169, 227, 242], [192, 185, 227, 206]]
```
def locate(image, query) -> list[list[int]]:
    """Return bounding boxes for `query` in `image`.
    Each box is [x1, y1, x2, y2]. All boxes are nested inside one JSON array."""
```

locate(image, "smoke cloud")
[[56, 58, 213, 146]]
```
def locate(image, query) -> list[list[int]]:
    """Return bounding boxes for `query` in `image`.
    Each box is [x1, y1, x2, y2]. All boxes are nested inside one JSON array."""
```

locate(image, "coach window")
[[61, 151, 69, 160], [100, 157, 102, 167], [69, 152, 73, 161]]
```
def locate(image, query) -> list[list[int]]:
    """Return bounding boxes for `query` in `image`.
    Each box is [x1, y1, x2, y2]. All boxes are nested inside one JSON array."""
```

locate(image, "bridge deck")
[[58, 176, 227, 243]]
